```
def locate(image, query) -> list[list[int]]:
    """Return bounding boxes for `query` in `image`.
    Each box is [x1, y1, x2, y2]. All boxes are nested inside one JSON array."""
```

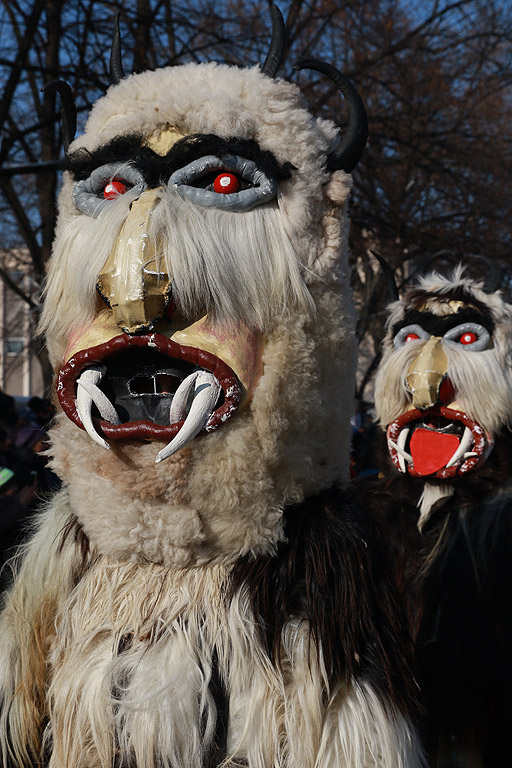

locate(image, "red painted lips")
[[57, 333, 241, 441]]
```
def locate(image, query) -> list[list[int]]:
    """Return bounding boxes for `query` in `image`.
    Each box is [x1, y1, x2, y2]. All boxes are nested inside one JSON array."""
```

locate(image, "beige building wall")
[[0, 250, 44, 398]]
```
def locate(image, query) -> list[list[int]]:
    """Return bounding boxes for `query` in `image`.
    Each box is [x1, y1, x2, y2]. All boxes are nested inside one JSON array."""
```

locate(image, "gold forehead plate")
[[417, 299, 467, 314], [143, 126, 185, 155]]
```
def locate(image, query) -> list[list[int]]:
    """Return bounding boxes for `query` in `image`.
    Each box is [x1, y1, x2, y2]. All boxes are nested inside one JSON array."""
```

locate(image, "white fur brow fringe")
[[40, 185, 314, 346]]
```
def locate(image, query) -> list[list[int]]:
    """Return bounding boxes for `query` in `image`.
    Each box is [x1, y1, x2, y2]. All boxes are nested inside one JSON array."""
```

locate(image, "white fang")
[[389, 437, 412, 471], [155, 371, 221, 463], [445, 426, 473, 468], [169, 371, 199, 423], [76, 366, 120, 450]]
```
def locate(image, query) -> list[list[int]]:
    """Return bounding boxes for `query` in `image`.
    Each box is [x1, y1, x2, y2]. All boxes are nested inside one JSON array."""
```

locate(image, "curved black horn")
[[43, 80, 76, 154], [261, 4, 286, 78], [408, 250, 502, 294], [110, 13, 126, 85], [370, 250, 400, 301], [408, 250, 456, 282], [293, 60, 368, 173], [469, 254, 503, 293]]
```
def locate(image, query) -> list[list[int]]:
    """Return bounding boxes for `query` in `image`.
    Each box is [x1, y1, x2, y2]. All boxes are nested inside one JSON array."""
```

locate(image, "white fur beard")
[[417, 482, 455, 531], [40, 558, 423, 768], [47, 282, 356, 568]]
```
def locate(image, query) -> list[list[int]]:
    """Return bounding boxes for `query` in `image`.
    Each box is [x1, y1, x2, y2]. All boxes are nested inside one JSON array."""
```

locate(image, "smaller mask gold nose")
[[406, 337, 448, 409], [97, 189, 171, 334]]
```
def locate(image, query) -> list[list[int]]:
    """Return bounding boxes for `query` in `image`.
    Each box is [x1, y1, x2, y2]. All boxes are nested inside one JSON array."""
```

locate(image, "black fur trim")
[[229, 486, 422, 719], [66, 133, 294, 187], [58, 515, 90, 575], [371, 430, 512, 763], [391, 306, 494, 340], [403, 284, 496, 319]]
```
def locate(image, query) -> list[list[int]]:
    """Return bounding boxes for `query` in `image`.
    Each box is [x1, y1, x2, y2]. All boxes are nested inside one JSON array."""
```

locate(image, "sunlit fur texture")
[[0, 62, 424, 767], [375, 267, 512, 435], [1, 491, 424, 768]]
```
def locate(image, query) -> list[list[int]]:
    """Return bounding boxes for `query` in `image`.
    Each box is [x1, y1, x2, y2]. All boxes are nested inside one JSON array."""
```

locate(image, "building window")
[[5, 338, 24, 355]]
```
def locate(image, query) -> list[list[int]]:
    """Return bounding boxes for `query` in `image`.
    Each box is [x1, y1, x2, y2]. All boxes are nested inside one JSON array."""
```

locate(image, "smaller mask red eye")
[[460, 332, 477, 345], [405, 333, 420, 342], [213, 173, 240, 194], [103, 180, 128, 199]]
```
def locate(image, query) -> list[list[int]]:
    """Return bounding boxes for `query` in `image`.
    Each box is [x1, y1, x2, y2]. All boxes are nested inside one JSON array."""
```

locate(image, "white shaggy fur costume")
[[0, 34, 424, 768]]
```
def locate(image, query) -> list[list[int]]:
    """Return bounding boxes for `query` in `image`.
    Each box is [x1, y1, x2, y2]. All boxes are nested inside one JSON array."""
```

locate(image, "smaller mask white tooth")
[[388, 438, 412, 472], [76, 384, 110, 450], [445, 426, 473, 468], [169, 371, 199, 424], [155, 372, 221, 464]]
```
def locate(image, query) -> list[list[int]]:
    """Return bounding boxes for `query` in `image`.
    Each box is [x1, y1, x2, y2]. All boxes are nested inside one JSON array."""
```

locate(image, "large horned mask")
[[41, 8, 366, 565]]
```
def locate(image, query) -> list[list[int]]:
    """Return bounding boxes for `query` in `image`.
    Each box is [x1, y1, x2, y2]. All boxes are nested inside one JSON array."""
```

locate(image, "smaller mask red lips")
[[57, 333, 241, 442], [386, 406, 494, 479]]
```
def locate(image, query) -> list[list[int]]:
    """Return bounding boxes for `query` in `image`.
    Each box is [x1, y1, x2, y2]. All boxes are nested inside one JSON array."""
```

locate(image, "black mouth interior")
[[416, 416, 464, 435], [90, 348, 223, 425], [403, 415, 464, 453]]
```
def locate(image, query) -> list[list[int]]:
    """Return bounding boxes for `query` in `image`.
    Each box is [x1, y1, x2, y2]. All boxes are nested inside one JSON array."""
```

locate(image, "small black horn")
[[43, 80, 76, 154], [370, 250, 400, 301], [408, 250, 456, 282], [110, 13, 125, 85], [261, 5, 286, 78], [469, 254, 503, 293], [293, 60, 368, 173]]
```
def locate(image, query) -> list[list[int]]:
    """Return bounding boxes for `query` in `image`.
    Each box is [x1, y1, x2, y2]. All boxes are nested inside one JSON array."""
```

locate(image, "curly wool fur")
[[1, 491, 424, 768]]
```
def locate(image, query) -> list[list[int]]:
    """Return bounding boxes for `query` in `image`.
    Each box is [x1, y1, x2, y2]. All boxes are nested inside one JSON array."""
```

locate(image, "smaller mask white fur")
[[375, 268, 512, 436]]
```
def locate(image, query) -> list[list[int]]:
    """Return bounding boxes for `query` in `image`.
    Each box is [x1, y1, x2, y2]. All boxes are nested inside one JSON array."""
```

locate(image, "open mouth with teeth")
[[386, 406, 494, 479], [57, 333, 241, 463]]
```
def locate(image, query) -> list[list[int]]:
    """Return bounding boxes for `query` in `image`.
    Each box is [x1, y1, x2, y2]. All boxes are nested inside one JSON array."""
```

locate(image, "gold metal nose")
[[97, 188, 171, 334], [405, 337, 447, 409]]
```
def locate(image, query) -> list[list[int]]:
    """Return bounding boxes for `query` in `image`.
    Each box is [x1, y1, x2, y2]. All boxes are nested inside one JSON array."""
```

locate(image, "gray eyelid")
[[393, 324, 429, 348], [169, 154, 277, 211], [73, 162, 146, 218], [443, 322, 490, 351]]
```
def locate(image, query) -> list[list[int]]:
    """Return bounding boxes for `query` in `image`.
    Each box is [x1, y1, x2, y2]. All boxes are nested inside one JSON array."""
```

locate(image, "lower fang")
[[155, 372, 221, 463], [388, 438, 412, 467]]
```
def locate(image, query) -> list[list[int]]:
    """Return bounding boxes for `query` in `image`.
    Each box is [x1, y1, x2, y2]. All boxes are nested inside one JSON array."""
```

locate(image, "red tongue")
[[409, 428, 460, 476]]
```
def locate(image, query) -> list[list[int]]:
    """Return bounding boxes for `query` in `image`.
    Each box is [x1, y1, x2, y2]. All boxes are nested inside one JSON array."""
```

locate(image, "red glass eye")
[[103, 180, 128, 199], [405, 333, 420, 342], [213, 173, 240, 194], [460, 332, 477, 345]]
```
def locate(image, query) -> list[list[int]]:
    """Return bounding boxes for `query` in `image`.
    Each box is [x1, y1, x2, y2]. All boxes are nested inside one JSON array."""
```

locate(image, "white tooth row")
[[389, 427, 412, 473], [389, 425, 475, 473], [76, 367, 221, 463]]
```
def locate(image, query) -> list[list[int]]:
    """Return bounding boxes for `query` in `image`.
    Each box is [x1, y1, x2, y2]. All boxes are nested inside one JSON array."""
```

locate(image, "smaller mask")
[[375, 268, 512, 481]]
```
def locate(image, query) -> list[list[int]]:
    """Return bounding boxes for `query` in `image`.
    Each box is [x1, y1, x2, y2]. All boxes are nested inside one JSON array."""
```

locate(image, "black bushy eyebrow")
[[391, 307, 495, 339], [66, 133, 294, 186]]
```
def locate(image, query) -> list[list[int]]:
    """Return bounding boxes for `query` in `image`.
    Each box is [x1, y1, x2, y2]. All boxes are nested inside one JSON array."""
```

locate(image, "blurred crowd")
[[0, 389, 60, 581]]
